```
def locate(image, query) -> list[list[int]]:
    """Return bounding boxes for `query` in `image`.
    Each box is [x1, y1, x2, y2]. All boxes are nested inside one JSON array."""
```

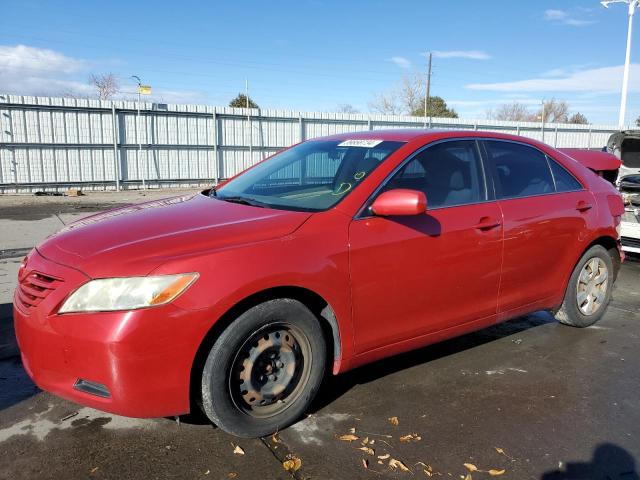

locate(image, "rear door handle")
[[576, 201, 593, 212], [475, 217, 502, 230]]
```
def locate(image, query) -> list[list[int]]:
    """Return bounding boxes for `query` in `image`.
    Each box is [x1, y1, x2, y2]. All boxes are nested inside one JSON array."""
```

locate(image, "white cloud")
[[544, 9, 568, 20], [0, 44, 85, 75], [544, 9, 595, 27], [390, 56, 411, 69], [0, 44, 204, 103], [431, 50, 491, 60], [0, 45, 93, 97], [466, 64, 640, 94], [564, 18, 596, 27]]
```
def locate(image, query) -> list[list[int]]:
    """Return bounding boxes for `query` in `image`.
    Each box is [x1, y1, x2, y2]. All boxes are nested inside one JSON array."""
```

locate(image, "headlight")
[[59, 273, 199, 313]]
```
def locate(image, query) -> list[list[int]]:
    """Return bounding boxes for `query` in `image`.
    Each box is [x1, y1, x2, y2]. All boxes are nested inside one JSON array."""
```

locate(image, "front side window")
[[485, 141, 554, 199], [215, 140, 404, 211], [382, 140, 486, 209]]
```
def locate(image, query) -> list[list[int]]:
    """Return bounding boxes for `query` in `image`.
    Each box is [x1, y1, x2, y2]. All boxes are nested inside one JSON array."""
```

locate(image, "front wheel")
[[200, 299, 326, 437], [554, 245, 615, 328]]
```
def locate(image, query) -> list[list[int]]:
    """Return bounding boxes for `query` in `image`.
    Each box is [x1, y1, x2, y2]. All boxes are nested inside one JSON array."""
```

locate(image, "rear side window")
[[383, 140, 486, 209], [485, 141, 554, 199], [548, 158, 582, 192]]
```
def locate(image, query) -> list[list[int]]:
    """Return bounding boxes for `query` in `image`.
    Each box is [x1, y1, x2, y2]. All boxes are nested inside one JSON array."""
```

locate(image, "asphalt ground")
[[0, 188, 639, 480]]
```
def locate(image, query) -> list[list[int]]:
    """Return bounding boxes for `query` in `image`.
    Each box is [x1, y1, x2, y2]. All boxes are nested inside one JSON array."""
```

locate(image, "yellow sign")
[[138, 85, 152, 95]]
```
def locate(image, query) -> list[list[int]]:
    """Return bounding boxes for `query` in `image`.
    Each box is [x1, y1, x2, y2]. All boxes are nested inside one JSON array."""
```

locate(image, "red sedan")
[[14, 130, 624, 437]]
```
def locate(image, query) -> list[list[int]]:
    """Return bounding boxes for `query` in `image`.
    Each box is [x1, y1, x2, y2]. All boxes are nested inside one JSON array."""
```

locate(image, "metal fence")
[[0, 94, 625, 193]]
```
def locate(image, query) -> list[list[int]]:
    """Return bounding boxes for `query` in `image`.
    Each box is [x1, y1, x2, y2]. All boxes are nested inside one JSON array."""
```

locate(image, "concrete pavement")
[[0, 189, 639, 480]]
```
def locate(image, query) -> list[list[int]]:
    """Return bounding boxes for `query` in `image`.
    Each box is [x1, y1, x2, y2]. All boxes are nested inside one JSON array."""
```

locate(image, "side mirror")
[[370, 189, 427, 216]]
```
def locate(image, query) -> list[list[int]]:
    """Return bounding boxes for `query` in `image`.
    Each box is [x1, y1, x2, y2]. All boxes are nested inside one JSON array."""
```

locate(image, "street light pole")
[[602, 0, 639, 127], [131, 75, 145, 189]]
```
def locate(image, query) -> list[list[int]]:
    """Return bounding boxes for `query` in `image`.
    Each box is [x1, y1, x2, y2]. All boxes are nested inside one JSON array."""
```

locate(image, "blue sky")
[[1, 0, 639, 125]]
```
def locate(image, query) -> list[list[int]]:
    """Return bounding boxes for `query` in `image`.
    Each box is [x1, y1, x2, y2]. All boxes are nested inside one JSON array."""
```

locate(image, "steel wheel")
[[576, 257, 609, 316], [229, 323, 312, 418]]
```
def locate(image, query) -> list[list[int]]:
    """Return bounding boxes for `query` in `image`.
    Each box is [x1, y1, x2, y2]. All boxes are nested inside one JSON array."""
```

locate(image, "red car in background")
[[14, 130, 624, 437]]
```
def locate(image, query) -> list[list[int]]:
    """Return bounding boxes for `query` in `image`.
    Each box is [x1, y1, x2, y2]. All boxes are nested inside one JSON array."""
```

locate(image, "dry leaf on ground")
[[399, 433, 422, 443], [358, 446, 375, 455], [271, 433, 282, 444], [282, 454, 302, 472], [389, 458, 410, 472], [464, 463, 478, 472], [232, 445, 245, 455], [349, 427, 356, 434], [378, 454, 390, 460], [338, 434, 360, 442], [362, 459, 369, 469], [488, 469, 506, 476], [388, 416, 399, 426]]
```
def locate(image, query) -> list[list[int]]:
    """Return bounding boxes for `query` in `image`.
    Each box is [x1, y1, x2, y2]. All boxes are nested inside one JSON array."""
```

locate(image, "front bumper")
[[14, 249, 211, 418]]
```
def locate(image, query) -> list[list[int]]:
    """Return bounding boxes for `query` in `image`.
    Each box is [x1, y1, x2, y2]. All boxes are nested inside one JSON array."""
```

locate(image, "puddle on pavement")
[[0, 401, 159, 443]]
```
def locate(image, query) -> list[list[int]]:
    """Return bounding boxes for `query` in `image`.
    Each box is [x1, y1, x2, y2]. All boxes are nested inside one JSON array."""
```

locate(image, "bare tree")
[[369, 73, 456, 117], [369, 90, 402, 115], [487, 102, 534, 121], [89, 73, 119, 100], [537, 98, 570, 123], [336, 103, 360, 114]]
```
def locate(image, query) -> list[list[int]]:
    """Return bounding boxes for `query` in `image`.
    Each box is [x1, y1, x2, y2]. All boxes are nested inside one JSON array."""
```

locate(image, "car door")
[[482, 139, 597, 313], [348, 139, 503, 354]]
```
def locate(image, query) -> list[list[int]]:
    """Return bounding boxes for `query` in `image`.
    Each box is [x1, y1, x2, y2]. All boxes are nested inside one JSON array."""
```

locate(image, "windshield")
[[214, 140, 404, 211]]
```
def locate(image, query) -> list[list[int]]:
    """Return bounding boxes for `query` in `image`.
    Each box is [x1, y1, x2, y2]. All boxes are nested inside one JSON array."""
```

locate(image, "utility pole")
[[424, 51, 432, 128]]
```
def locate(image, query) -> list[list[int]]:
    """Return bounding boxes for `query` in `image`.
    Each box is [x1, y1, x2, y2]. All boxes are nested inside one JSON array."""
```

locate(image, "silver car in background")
[[607, 131, 640, 254]]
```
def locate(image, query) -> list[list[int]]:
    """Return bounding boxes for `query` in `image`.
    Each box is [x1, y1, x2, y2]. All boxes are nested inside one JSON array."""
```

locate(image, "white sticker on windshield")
[[338, 139, 383, 148]]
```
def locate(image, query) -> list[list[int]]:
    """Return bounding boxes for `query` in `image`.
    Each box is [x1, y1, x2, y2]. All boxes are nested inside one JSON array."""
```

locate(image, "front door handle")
[[576, 201, 593, 212], [475, 216, 501, 230]]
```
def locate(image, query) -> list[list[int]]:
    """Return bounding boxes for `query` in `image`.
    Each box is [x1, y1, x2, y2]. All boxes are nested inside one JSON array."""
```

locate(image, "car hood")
[[37, 193, 312, 278]]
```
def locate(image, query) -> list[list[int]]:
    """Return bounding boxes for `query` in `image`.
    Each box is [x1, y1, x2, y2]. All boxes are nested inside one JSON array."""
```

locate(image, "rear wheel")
[[555, 245, 615, 327], [200, 299, 326, 437]]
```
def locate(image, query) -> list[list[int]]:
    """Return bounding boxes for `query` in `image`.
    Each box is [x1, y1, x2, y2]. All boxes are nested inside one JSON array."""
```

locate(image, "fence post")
[[111, 104, 120, 191], [213, 110, 220, 184], [587, 128, 592, 149], [554, 127, 559, 147], [299, 115, 305, 142]]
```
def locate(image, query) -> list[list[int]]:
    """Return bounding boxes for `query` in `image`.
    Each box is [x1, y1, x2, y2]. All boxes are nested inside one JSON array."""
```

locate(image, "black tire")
[[555, 245, 615, 328], [200, 298, 326, 437]]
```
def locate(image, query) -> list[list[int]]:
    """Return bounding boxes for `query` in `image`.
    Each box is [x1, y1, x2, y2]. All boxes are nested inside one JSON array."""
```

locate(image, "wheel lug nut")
[[276, 361, 284, 368], [268, 374, 276, 381]]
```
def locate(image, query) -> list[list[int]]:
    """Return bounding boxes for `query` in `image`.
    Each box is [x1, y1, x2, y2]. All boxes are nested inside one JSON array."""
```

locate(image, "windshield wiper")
[[218, 195, 269, 208]]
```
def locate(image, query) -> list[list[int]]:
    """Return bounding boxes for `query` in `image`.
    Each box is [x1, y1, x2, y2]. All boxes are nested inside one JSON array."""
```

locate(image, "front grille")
[[621, 236, 640, 249], [16, 271, 62, 313]]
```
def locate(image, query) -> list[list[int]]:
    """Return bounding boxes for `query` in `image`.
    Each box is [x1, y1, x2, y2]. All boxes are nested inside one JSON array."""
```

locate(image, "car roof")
[[318, 129, 541, 145]]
